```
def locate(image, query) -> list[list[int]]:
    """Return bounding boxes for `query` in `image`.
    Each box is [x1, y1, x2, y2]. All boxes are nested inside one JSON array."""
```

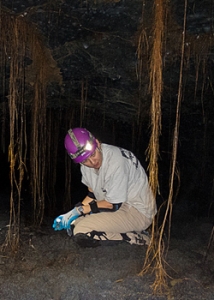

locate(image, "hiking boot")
[[73, 233, 101, 248], [73, 232, 125, 248], [121, 230, 151, 246], [140, 230, 151, 245]]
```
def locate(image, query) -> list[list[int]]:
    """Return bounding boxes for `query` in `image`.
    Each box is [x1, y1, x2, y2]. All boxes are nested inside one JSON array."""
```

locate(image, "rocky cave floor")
[[0, 197, 214, 300]]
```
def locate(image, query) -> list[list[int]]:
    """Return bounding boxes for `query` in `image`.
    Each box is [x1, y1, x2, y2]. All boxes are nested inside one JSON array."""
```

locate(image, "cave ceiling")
[[1, 0, 214, 124]]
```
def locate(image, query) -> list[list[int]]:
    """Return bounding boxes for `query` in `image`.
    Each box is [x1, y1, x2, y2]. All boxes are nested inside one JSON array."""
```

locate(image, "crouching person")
[[53, 128, 157, 247]]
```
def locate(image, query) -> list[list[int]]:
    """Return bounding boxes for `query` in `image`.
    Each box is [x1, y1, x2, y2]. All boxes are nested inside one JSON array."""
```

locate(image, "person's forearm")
[[81, 188, 95, 205], [82, 195, 94, 205], [97, 200, 113, 209], [80, 187, 113, 214], [81, 199, 113, 214]]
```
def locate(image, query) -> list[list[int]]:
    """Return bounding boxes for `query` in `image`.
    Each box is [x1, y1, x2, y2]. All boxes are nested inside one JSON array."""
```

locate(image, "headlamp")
[[67, 128, 95, 161], [84, 141, 93, 151]]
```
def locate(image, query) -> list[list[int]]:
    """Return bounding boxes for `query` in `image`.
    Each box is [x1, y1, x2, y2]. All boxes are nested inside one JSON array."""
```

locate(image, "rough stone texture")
[[0, 1, 214, 209], [0, 195, 214, 299], [1, 0, 214, 122], [0, 2, 214, 297]]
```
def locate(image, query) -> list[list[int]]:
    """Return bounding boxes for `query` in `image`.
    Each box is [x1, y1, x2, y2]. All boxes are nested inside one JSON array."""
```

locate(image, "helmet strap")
[[68, 129, 81, 149], [68, 129, 85, 159]]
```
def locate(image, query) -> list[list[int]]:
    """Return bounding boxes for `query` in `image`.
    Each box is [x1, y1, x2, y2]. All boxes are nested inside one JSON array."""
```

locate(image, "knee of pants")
[[73, 218, 94, 235]]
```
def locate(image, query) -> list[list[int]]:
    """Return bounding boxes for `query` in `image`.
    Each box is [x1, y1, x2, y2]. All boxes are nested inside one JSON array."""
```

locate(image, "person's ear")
[[96, 139, 100, 148]]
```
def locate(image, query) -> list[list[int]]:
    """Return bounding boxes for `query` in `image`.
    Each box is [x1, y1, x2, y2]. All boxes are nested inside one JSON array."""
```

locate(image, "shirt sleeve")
[[103, 160, 129, 204], [80, 165, 90, 188]]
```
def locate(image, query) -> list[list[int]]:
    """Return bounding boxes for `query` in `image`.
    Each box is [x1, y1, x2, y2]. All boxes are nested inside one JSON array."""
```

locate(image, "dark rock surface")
[[0, 3, 214, 297], [0, 193, 214, 300], [1, 0, 214, 121]]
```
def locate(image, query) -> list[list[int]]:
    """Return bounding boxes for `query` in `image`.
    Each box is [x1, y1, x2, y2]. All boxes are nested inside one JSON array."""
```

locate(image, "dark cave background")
[[0, 0, 214, 224]]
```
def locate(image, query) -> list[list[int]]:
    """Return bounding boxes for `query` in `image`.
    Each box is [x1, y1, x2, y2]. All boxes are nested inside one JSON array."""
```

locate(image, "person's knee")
[[73, 219, 92, 235]]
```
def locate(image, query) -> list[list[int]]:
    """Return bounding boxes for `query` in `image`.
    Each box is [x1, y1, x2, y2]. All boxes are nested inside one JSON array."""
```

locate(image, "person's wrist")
[[77, 206, 84, 215], [89, 199, 99, 213]]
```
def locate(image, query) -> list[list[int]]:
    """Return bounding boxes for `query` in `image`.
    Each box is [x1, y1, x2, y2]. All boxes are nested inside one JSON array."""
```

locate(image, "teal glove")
[[53, 207, 82, 230]]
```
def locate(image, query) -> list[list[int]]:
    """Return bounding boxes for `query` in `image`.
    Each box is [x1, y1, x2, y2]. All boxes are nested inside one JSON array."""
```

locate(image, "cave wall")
[[0, 0, 214, 218]]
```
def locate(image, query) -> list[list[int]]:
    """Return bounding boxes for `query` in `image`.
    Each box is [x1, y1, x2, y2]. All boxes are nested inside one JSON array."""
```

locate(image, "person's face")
[[81, 140, 102, 169]]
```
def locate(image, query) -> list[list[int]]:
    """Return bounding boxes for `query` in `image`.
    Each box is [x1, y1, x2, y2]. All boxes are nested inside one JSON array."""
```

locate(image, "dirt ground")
[[0, 196, 214, 300]]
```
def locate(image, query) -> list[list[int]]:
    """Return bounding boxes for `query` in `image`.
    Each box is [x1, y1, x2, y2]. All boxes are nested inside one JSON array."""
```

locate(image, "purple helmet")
[[64, 128, 97, 163]]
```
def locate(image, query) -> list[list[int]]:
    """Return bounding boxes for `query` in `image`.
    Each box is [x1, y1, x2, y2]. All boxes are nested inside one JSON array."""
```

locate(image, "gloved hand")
[[53, 207, 82, 230]]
